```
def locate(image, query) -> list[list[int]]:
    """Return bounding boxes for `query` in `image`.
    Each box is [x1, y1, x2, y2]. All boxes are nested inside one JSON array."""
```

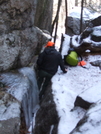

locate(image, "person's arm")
[[37, 52, 44, 66]]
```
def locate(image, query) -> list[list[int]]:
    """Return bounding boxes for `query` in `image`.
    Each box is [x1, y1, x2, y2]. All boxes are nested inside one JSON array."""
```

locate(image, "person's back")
[[37, 46, 65, 75]]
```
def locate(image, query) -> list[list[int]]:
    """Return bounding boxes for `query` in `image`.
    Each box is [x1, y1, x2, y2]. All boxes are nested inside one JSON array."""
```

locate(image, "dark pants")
[[37, 70, 53, 100]]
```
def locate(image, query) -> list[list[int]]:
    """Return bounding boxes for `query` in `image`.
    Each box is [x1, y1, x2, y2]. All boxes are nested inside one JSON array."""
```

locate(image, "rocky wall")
[[0, 0, 52, 72], [0, 67, 39, 133], [33, 83, 59, 134], [34, 0, 53, 32]]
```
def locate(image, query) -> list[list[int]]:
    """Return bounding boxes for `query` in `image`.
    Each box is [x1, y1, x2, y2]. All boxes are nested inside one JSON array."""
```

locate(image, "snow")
[[51, 34, 101, 134], [50, 7, 101, 133], [32, 7, 101, 134], [69, 6, 100, 20], [0, 102, 20, 121], [92, 26, 101, 36], [0, 6, 101, 134], [1, 72, 28, 101]]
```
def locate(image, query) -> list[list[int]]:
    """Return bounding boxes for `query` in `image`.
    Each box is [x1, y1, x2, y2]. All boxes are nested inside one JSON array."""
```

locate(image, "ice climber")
[[37, 41, 67, 100]]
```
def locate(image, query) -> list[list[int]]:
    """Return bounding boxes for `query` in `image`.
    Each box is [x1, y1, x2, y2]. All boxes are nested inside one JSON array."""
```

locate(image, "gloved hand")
[[64, 68, 67, 73]]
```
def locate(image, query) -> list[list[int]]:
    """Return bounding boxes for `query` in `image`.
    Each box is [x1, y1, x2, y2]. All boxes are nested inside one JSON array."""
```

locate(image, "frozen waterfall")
[[0, 67, 39, 128]]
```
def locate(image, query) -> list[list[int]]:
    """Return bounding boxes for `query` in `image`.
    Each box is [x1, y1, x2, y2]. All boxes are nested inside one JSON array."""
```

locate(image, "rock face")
[[0, 67, 39, 133], [34, 0, 53, 32], [70, 82, 101, 134], [70, 102, 101, 134], [0, 0, 52, 72], [68, 18, 101, 55], [65, 16, 86, 36], [0, 0, 53, 133], [1, 1, 101, 134], [33, 83, 59, 134], [0, 91, 21, 134], [91, 15, 101, 27], [65, 14, 101, 36]]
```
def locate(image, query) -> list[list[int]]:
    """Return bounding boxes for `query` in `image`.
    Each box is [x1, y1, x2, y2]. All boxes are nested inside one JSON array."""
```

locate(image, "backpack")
[[64, 48, 82, 66]]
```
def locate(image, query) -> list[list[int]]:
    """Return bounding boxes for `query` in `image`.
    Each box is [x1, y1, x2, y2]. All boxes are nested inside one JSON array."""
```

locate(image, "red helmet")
[[45, 41, 55, 47]]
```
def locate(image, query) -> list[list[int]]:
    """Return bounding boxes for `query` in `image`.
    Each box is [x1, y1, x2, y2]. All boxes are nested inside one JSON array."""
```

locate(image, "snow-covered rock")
[[0, 67, 39, 133]]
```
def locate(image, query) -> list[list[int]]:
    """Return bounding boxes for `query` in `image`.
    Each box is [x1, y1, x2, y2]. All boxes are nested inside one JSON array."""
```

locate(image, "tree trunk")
[[75, 0, 78, 6], [80, 0, 84, 34], [65, 0, 68, 34], [51, 0, 62, 43]]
